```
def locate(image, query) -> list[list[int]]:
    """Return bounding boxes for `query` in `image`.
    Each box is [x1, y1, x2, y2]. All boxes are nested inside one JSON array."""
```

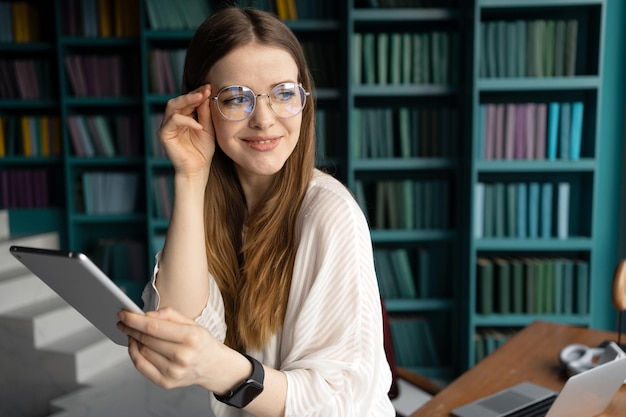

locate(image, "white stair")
[[0, 211, 213, 417], [0, 225, 130, 417]]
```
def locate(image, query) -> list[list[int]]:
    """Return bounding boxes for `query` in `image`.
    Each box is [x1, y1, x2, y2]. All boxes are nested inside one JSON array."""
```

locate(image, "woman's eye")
[[275, 91, 295, 102], [223, 95, 251, 107]]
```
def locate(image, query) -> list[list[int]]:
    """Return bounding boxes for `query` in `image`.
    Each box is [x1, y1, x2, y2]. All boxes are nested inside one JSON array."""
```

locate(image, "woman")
[[116, 6, 394, 417]]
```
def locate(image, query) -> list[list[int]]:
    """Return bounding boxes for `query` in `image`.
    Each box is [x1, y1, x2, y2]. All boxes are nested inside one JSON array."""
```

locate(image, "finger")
[[127, 337, 181, 389], [164, 85, 212, 119], [118, 310, 195, 344], [159, 112, 204, 138], [117, 319, 181, 362], [196, 93, 213, 133]]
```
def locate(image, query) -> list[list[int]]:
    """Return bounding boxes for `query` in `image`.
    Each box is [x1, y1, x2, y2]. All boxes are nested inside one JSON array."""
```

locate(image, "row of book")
[[144, 0, 211, 30], [148, 49, 185, 95], [356, 179, 451, 231], [478, 101, 584, 161], [0, 59, 52, 99], [390, 316, 440, 367], [474, 328, 517, 363], [0, 1, 40, 43], [352, 107, 458, 159], [474, 181, 571, 240], [352, 31, 458, 86], [81, 172, 138, 214], [375, 246, 450, 300], [64, 55, 138, 97], [480, 19, 578, 79], [476, 257, 589, 316], [0, 116, 62, 157], [0, 169, 51, 209], [62, 0, 139, 37], [67, 114, 142, 157]]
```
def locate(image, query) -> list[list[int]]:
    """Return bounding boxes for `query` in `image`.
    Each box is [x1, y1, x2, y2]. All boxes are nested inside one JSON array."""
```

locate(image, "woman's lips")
[[243, 136, 281, 151]]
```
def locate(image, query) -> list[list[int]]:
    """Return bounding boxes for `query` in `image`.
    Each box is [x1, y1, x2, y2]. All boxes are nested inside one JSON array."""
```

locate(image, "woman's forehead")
[[207, 44, 299, 89]]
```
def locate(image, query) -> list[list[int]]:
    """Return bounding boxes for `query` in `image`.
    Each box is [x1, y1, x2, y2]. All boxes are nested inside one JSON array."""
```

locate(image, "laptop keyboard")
[[506, 395, 557, 417]]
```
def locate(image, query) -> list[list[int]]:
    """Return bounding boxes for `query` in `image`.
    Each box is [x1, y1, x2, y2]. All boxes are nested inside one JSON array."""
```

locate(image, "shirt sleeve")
[[279, 180, 394, 417], [141, 251, 228, 344]]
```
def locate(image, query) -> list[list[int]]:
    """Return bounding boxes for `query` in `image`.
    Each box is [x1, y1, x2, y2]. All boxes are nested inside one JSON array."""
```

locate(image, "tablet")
[[9, 245, 144, 346]]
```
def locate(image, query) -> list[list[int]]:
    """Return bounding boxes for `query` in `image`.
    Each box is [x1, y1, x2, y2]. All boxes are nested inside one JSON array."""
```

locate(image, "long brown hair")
[[182, 7, 316, 351]]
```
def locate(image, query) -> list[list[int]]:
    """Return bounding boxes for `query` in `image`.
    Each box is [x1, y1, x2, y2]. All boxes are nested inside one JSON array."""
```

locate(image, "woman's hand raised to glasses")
[[158, 84, 215, 179]]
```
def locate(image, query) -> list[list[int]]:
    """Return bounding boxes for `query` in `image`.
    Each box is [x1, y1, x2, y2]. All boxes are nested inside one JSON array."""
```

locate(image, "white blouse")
[[143, 170, 395, 417]]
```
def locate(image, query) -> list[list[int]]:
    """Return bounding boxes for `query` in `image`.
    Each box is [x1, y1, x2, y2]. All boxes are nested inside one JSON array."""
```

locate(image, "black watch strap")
[[214, 353, 265, 409]]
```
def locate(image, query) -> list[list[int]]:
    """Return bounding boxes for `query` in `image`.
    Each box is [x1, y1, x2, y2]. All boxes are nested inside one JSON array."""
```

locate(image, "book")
[[562, 259, 575, 314], [494, 104, 505, 159], [516, 183, 527, 238], [504, 103, 516, 159], [352, 32, 363, 85], [524, 103, 536, 159], [377, 32, 389, 85], [565, 19, 578, 76], [535, 103, 547, 159], [401, 32, 412, 84], [374, 250, 399, 299], [494, 183, 506, 238], [569, 101, 584, 160], [495, 258, 511, 314], [575, 260, 589, 315], [540, 182, 553, 238], [547, 102, 560, 160], [483, 183, 494, 238], [477, 258, 494, 314], [362, 33, 376, 85], [544, 20, 555, 77], [557, 182, 570, 239], [553, 258, 564, 313], [528, 182, 540, 238], [511, 259, 524, 313], [474, 183, 485, 238], [554, 20, 566, 77], [506, 183, 517, 238], [389, 249, 416, 299], [390, 32, 402, 84], [559, 102, 571, 160]]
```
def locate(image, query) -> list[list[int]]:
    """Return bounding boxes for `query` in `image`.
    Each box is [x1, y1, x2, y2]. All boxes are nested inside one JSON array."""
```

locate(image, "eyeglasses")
[[210, 82, 310, 121]]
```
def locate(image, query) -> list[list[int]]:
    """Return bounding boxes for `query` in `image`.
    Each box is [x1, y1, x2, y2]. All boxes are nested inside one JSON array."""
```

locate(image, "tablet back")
[[9, 246, 144, 346]]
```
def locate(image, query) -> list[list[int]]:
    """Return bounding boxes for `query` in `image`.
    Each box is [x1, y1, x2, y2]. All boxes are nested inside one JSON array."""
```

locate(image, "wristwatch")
[[214, 353, 265, 408]]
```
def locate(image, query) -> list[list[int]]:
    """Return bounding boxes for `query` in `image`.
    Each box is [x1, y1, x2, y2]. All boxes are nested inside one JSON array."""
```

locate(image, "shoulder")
[[298, 169, 369, 234], [302, 169, 361, 217]]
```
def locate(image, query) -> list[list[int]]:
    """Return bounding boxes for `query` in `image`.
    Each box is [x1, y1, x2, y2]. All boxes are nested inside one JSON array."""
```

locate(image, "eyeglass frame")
[[209, 82, 311, 121]]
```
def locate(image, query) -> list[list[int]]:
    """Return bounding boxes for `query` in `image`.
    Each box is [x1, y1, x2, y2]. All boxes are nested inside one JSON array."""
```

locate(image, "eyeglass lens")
[[216, 83, 307, 121]]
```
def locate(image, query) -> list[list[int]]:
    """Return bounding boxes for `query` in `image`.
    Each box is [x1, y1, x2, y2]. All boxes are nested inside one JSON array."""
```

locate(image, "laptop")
[[452, 354, 626, 417]]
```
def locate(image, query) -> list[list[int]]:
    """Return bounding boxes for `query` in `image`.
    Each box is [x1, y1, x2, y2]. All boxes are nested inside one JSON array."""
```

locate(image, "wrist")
[[214, 353, 265, 409]]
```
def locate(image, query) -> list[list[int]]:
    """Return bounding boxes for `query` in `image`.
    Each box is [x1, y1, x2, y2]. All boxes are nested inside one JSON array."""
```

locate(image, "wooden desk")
[[412, 321, 626, 417]]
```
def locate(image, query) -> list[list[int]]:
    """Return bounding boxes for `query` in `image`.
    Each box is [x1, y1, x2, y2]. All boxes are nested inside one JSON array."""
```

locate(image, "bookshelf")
[[0, 0, 623, 379], [466, 0, 617, 369]]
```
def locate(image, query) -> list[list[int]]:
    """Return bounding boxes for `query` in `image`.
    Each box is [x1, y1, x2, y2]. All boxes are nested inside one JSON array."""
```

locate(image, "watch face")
[[214, 354, 264, 408], [236, 380, 264, 407]]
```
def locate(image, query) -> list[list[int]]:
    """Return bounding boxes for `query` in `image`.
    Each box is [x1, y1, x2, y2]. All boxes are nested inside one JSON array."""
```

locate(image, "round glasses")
[[210, 82, 310, 121]]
